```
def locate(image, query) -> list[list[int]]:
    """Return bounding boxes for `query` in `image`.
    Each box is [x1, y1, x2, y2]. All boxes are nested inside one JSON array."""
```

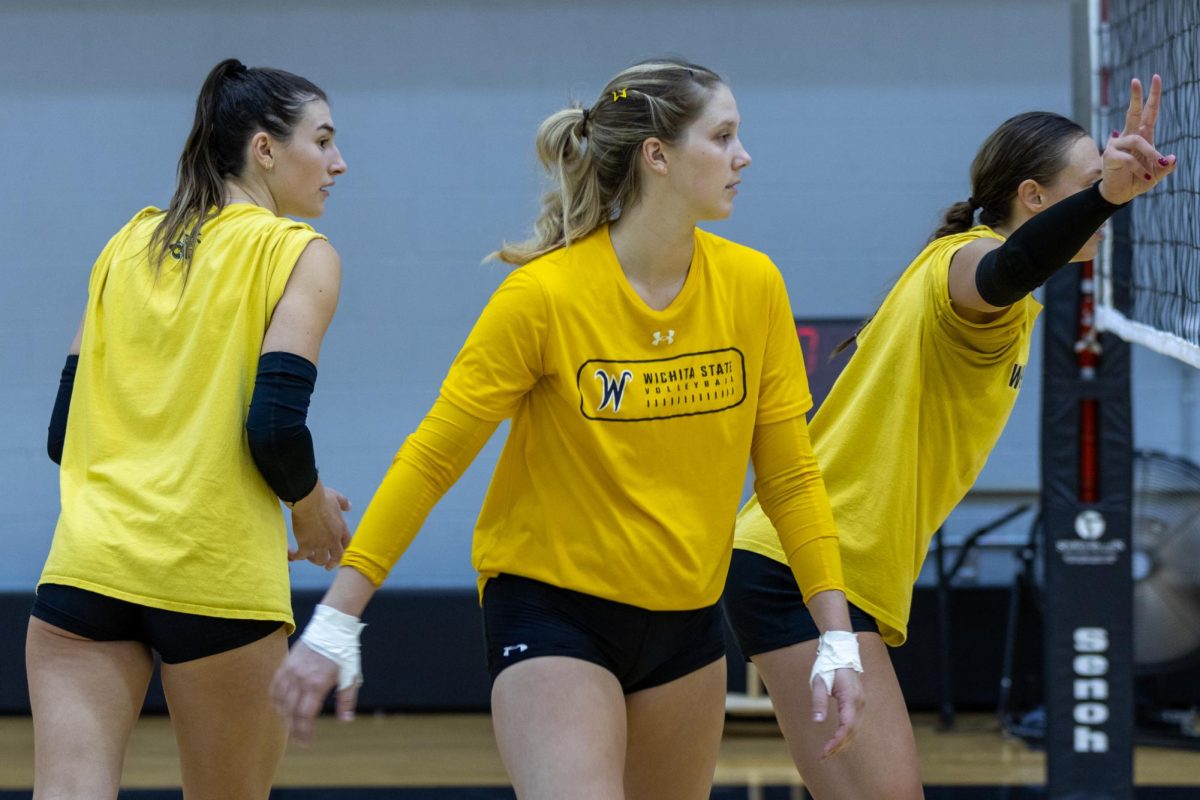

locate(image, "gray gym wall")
[[3, 0, 1193, 594]]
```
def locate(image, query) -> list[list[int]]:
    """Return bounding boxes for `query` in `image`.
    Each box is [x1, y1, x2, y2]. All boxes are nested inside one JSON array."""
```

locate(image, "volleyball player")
[[726, 76, 1177, 799], [272, 58, 865, 799], [28, 59, 350, 798]]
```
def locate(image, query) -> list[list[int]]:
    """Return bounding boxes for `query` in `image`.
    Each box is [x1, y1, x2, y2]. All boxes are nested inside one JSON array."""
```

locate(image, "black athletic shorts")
[[723, 549, 879, 659], [482, 573, 726, 693], [31, 583, 283, 664]]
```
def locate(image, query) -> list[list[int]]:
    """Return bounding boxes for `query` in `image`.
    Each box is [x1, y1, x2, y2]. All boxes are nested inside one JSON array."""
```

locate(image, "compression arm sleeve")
[[751, 415, 844, 602], [341, 396, 498, 586], [47, 355, 79, 465], [975, 182, 1126, 307], [246, 351, 320, 503]]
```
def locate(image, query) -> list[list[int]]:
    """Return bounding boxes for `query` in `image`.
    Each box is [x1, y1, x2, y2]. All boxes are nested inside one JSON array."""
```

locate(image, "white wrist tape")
[[299, 604, 366, 691], [809, 630, 863, 693]]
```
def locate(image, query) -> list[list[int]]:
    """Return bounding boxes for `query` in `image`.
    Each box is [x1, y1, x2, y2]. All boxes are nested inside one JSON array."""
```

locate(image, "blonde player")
[[273, 59, 865, 799], [726, 77, 1177, 799], [29, 59, 350, 798]]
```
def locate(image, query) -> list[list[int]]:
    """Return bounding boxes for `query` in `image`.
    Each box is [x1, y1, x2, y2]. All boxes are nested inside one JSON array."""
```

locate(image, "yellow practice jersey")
[[735, 226, 1041, 644], [439, 225, 817, 610], [41, 204, 325, 630]]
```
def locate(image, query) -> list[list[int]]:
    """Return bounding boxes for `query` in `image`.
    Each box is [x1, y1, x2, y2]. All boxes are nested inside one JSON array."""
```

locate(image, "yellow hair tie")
[[612, 88, 628, 102]]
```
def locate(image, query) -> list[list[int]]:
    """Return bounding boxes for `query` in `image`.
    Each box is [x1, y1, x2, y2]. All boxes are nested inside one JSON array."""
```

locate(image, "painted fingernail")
[[814, 712, 825, 722], [1112, 130, 1120, 138], [1158, 157, 1170, 166], [1145, 173, 1153, 180]]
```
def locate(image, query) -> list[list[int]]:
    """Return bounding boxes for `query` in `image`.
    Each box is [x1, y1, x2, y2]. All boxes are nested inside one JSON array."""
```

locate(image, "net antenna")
[[1093, 0, 1200, 367]]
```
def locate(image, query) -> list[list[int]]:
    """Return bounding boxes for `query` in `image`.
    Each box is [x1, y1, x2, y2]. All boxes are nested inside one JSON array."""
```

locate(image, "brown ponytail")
[[930, 199, 980, 241]]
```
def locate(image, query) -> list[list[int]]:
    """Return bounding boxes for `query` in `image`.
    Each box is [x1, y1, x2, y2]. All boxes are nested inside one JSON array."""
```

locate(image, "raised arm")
[[948, 75, 1177, 316]]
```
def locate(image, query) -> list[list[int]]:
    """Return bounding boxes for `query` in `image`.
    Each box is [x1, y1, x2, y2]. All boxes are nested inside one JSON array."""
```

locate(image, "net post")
[[1039, 4, 1136, 796]]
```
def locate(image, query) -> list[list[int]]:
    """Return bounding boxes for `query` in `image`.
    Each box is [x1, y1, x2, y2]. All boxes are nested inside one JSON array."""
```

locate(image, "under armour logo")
[[1009, 363, 1025, 389], [502, 644, 529, 657], [652, 330, 675, 346], [594, 369, 634, 412]]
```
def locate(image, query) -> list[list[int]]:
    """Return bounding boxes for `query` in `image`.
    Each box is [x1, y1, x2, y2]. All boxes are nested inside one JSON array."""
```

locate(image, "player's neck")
[[609, 204, 694, 290]]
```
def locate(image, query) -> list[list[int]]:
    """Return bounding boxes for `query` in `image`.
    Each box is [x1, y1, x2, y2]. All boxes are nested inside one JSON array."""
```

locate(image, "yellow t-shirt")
[[40, 204, 325, 630], [439, 225, 815, 610], [735, 226, 1041, 644]]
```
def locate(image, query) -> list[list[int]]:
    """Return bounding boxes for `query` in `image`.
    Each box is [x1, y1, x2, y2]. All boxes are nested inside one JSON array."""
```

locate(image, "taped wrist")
[[300, 604, 365, 691], [246, 351, 319, 503], [47, 355, 79, 465], [809, 630, 863, 693], [975, 182, 1125, 306]]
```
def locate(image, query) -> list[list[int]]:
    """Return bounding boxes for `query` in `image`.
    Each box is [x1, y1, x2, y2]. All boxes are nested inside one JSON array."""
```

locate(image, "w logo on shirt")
[[594, 369, 635, 413], [1009, 363, 1025, 389]]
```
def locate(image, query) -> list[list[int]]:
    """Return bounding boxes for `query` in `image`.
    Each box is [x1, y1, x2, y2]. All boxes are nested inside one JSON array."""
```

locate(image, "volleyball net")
[[1094, 0, 1200, 367]]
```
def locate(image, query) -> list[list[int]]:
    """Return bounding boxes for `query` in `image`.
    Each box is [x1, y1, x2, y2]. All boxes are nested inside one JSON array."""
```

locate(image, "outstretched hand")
[[1100, 74, 1178, 205]]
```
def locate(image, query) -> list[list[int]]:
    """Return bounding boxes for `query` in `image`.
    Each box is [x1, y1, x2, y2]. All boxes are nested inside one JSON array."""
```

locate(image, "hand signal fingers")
[[1108, 134, 1172, 184], [1121, 134, 1165, 178], [1122, 77, 1144, 137], [1139, 74, 1162, 142]]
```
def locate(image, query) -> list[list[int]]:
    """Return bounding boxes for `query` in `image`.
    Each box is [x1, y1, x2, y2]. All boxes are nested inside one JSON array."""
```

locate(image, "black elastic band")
[[246, 351, 319, 503], [975, 182, 1125, 307], [47, 355, 79, 465]]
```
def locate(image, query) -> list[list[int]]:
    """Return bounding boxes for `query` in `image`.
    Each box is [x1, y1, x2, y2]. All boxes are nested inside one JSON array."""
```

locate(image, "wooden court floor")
[[2, 712, 1198, 790]]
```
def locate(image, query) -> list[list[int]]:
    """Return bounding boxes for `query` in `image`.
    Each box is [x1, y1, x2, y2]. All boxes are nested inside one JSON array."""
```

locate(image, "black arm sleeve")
[[47, 355, 79, 465], [975, 182, 1126, 307], [246, 351, 320, 503]]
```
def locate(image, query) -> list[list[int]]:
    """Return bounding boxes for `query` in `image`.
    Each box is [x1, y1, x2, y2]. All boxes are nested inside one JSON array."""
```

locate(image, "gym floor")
[[2, 712, 1197, 798]]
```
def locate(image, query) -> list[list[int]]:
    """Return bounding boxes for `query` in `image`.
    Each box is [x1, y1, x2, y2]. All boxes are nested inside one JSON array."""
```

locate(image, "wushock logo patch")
[[577, 348, 746, 422]]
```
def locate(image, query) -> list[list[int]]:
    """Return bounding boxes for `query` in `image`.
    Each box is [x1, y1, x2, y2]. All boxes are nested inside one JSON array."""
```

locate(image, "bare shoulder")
[[263, 238, 342, 360], [291, 238, 342, 288]]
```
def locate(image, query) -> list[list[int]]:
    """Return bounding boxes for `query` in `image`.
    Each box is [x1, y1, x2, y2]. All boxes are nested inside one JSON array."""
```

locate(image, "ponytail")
[[493, 58, 723, 266], [149, 58, 245, 277], [493, 107, 602, 265], [929, 199, 979, 242]]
